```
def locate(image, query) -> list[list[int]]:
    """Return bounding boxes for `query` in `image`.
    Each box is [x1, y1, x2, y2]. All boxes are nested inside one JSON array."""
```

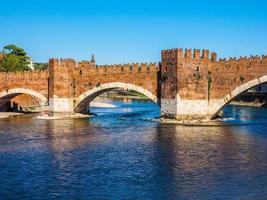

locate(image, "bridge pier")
[[161, 97, 213, 120], [175, 99, 210, 120], [48, 58, 76, 115], [161, 98, 226, 120], [49, 97, 74, 113]]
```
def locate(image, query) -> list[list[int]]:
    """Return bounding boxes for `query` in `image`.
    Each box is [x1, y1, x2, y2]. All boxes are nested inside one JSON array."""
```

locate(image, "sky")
[[0, 0, 266, 64]]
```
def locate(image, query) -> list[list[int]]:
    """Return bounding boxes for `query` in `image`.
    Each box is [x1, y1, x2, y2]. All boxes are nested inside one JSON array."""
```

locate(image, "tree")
[[34, 63, 48, 71], [0, 45, 31, 72]]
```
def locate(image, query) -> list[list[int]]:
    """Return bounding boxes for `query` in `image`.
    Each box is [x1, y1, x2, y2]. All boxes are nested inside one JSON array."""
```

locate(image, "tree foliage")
[[0, 45, 31, 72], [34, 63, 48, 71]]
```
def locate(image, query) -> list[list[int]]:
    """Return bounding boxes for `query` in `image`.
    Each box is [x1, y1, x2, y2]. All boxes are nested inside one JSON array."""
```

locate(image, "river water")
[[0, 99, 267, 200]]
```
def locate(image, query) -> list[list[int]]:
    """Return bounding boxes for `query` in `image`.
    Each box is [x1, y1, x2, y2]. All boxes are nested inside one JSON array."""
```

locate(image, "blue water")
[[0, 99, 267, 200]]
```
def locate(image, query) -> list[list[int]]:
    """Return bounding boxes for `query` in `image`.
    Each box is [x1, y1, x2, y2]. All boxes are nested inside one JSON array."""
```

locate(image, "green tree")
[[0, 45, 31, 72], [34, 63, 48, 71]]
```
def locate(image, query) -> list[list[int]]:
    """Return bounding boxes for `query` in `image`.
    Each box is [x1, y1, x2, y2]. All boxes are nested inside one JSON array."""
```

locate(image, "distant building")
[[91, 54, 95, 63], [27, 57, 34, 70], [249, 84, 267, 93]]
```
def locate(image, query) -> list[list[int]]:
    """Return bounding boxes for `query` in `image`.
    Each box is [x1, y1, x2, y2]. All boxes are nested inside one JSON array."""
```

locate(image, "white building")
[[27, 57, 34, 70]]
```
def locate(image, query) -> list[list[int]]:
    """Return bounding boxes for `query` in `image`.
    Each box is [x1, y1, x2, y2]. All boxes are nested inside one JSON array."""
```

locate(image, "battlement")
[[0, 70, 48, 80], [218, 54, 267, 64], [162, 48, 217, 62], [49, 58, 79, 68], [49, 57, 159, 75], [94, 63, 159, 73]]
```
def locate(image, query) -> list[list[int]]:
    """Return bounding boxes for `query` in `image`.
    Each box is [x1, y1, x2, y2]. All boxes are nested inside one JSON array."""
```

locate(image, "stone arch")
[[74, 82, 158, 113], [209, 75, 267, 119], [0, 88, 48, 109]]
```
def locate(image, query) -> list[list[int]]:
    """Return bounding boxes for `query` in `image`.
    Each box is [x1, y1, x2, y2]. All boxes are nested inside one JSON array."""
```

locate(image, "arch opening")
[[210, 75, 267, 119], [74, 82, 159, 114], [0, 88, 48, 112]]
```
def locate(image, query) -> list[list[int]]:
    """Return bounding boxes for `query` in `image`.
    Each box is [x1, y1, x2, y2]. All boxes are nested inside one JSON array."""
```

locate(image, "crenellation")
[[219, 58, 226, 63], [163, 48, 219, 63], [217, 55, 267, 67], [184, 49, 192, 59], [177, 48, 183, 59], [202, 49, 210, 59], [211, 52, 217, 61], [193, 49, 201, 60], [93, 62, 158, 74]]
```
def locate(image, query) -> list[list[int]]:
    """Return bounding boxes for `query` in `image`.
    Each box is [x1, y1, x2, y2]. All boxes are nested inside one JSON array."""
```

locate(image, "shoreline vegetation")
[[0, 112, 24, 119], [0, 111, 91, 120], [229, 101, 266, 107], [102, 90, 148, 100]]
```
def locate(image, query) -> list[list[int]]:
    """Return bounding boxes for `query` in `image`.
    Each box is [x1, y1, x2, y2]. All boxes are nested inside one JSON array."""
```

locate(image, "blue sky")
[[0, 0, 266, 64]]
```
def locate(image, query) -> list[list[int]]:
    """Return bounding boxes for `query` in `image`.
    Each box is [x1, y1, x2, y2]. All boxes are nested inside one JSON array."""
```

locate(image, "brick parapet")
[[49, 58, 159, 74], [48, 57, 159, 100], [0, 70, 48, 80], [162, 48, 217, 63]]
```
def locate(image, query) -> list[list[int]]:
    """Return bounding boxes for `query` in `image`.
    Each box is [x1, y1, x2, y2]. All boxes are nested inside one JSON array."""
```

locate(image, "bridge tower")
[[161, 48, 217, 120], [48, 58, 76, 113]]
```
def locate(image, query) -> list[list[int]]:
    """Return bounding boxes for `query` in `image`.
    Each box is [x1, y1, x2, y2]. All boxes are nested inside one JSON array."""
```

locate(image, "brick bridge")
[[0, 48, 267, 120]]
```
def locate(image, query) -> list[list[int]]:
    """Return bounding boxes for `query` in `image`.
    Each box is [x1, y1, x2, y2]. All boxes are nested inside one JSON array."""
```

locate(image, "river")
[[0, 98, 267, 200]]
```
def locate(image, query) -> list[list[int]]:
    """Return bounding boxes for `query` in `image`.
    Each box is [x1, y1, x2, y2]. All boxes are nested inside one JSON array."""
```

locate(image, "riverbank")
[[102, 94, 148, 100], [0, 112, 91, 120], [229, 101, 266, 107], [0, 112, 26, 119], [100, 90, 148, 100], [36, 113, 91, 120]]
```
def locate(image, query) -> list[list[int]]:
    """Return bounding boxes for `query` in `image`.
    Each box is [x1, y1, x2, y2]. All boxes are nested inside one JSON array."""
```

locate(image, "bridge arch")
[[74, 82, 158, 113], [0, 88, 48, 109], [210, 75, 267, 119]]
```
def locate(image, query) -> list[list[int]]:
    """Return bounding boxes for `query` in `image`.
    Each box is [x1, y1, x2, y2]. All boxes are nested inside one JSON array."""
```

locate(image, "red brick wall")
[[161, 48, 217, 100], [161, 49, 178, 99], [161, 48, 267, 101], [49, 59, 159, 99], [210, 56, 267, 99], [48, 59, 76, 99], [0, 70, 49, 97]]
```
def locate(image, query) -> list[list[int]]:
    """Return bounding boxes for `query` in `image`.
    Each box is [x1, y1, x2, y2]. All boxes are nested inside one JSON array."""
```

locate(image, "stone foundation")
[[176, 99, 209, 119], [161, 98, 177, 118], [49, 97, 74, 113], [161, 98, 222, 120]]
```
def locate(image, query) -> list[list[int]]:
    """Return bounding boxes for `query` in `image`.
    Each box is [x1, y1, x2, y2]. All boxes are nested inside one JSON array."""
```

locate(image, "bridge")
[[0, 48, 267, 120]]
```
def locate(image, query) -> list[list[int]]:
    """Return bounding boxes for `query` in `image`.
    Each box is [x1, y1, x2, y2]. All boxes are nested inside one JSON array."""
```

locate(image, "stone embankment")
[[36, 113, 90, 120], [0, 112, 24, 119]]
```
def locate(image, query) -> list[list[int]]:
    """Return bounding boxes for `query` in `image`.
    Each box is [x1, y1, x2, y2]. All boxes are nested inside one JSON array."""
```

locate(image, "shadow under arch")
[[210, 75, 267, 119], [0, 88, 48, 109], [74, 82, 159, 114]]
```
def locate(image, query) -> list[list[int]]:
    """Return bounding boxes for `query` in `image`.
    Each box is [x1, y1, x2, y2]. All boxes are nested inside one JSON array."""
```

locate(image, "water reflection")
[[0, 101, 267, 199], [154, 125, 267, 199]]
